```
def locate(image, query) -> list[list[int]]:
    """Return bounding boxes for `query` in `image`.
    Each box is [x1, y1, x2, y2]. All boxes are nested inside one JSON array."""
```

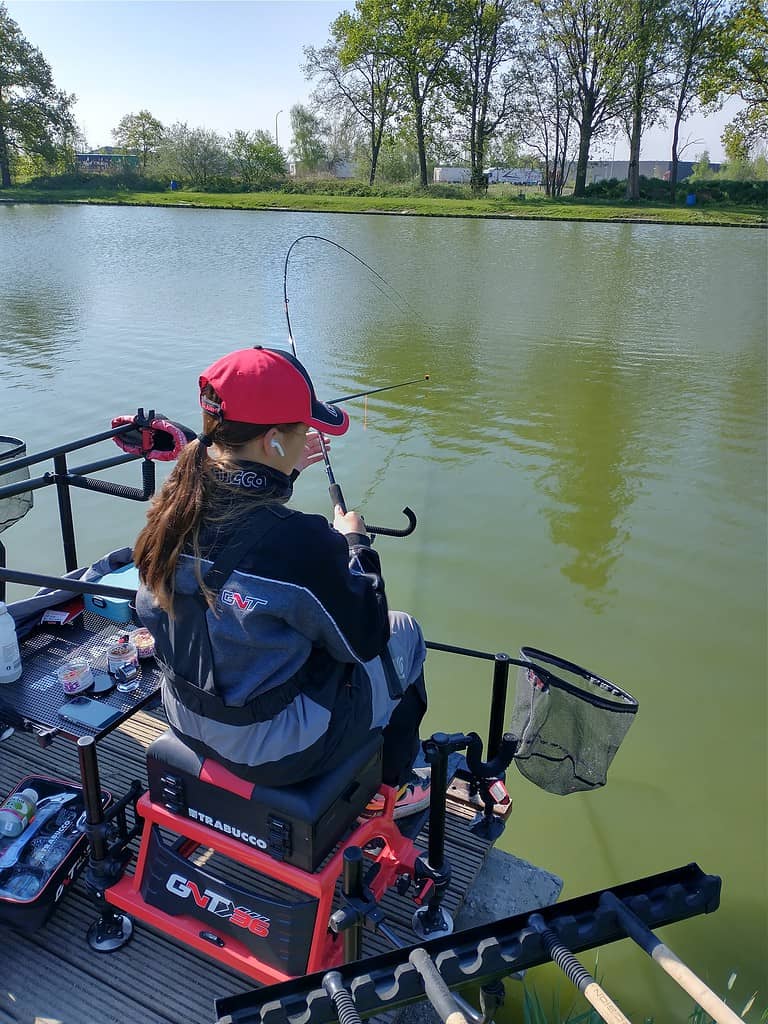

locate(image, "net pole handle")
[[600, 893, 741, 1024], [651, 947, 741, 1024]]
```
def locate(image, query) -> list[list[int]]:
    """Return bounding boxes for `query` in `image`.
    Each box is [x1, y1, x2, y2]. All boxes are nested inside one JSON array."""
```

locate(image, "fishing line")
[[282, 235, 414, 353], [282, 234, 424, 536]]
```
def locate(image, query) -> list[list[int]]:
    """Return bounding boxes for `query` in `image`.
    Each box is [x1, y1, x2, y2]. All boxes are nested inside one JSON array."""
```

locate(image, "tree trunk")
[[573, 97, 595, 197], [0, 120, 11, 188], [370, 119, 384, 185], [669, 104, 684, 204], [573, 120, 592, 197], [625, 98, 642, 200], [414, 100, 428, 187]]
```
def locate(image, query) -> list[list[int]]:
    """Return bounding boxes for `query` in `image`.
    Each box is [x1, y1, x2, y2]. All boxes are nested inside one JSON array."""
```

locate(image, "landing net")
[[509, 647, 638, 795]]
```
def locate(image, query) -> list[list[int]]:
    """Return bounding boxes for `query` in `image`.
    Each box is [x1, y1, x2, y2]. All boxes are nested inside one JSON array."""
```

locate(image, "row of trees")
[[1, 0, 765, 196], [301, 0, 767, 198], [112, 112, 286, 187]]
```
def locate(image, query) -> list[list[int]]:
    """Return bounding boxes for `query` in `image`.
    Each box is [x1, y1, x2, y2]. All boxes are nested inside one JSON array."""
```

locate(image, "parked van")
[[486, 167, 542, 186]]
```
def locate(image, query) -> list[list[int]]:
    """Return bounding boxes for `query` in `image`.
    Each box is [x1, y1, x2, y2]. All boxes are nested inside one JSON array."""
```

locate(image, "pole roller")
[[600, 893, 742, 1024]]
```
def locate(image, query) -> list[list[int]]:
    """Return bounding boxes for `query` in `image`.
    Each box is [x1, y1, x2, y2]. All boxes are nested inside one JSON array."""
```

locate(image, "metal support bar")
[[70, 452, 141, 476], [0, 422, 136, 477], [78, 735, 108, 862], [487, 654, 511, 761], [342, 847, 364, 963], [53, 452, 78, 571], [0, 567, 135, 598]]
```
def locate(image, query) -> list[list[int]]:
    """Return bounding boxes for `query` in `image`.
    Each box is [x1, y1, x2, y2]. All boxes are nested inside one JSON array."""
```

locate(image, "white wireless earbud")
[[271, 439, 286, 457]]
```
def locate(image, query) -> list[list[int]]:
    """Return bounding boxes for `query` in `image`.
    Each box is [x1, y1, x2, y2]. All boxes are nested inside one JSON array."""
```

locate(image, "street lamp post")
[[275, 109, 283, 147]]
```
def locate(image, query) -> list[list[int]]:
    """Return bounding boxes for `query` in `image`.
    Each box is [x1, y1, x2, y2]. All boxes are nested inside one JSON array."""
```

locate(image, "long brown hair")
[[133, 384, 298, 613]]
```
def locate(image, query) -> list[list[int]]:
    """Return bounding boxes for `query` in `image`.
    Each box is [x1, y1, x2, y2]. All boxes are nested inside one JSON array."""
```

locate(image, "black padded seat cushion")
[[147, 729, 383, 825]]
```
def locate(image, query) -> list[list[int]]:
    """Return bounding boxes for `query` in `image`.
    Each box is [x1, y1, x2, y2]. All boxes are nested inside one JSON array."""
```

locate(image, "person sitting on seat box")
[[133, 346, 430, 818]]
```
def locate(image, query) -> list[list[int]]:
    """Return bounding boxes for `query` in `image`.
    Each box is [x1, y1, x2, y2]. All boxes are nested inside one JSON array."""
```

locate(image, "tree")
[[304, 13, 402, 184], [622, 0, 674, 200], [449, 0, 520, 193], [536, 0, 633, 196], [112, 109, 164, 173], [340, 0, 466, 187], [289, 103, 328, 172], [517, 9, 576, 196], [154, 123, 229, 187], [0, 2, 75, 187], [690, 147, 712, 178], [228, 129, 286, 185], [701, 0, 768, 159], [667, 0, 726, 201]]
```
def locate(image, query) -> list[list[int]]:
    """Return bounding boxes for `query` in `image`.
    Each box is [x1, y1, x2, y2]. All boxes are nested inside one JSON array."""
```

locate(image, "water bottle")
[[0, 788, 38, 838], [0, 602, 22, 684]]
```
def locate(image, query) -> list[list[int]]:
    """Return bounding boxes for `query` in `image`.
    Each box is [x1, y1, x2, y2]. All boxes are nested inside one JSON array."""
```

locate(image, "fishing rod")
[[329, 374, 430, 406], [282, 235, 422, 538]]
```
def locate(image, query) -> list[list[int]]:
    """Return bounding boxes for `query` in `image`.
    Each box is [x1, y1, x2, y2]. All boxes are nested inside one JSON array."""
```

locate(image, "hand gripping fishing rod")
[[283, 235, 425, 538]]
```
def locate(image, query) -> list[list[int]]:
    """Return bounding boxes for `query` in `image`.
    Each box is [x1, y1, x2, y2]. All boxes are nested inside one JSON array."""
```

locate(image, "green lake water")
[[1, 204, 766, 1019]]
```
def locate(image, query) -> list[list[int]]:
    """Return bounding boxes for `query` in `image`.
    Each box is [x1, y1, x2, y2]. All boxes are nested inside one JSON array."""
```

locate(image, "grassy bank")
[[1, 184, 765, 227]]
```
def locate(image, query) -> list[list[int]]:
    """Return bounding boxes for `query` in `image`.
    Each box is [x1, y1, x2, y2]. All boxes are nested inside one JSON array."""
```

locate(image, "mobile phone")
[[58, 697, 123, 730]]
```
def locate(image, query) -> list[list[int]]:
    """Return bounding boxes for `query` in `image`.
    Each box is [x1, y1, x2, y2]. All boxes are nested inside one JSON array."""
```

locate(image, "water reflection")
[[0, 288, 81, 382]]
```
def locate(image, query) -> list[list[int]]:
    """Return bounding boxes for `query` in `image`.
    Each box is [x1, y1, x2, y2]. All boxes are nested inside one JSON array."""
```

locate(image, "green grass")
[[520, 969, 767, 1023], [1, 184, 765, 227]]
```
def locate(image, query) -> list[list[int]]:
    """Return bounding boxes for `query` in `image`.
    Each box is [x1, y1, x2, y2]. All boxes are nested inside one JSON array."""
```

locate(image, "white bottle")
[[0, 788, 38, 837], [0, 602, 22, 684]]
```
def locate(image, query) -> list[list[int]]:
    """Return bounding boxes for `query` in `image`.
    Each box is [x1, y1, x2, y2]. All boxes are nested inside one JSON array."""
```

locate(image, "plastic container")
[[83, 563, 139, 623], [0, 788, 38, 838], [0, 601, 22, 684], [56, 657, 94, 695]]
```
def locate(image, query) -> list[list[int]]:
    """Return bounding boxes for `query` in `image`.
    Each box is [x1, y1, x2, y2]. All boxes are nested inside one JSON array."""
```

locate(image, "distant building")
[[586, 159, 720, 183], [288, 159, 356, 179], [76, 151, 140, 172]]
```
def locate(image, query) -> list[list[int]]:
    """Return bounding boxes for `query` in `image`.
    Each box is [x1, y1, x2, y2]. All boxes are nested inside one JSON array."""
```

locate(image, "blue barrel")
[[685, 192, 696, 206]]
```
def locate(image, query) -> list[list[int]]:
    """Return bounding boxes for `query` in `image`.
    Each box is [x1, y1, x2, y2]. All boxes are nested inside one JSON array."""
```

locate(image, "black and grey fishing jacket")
[[136, 463, 391, 783]]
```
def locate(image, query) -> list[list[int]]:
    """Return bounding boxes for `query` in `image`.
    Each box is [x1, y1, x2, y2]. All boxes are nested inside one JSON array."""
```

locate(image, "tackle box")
[[83, 563, 139, 623], [0, 775, 111, 931], [146, 730, 383, 871]]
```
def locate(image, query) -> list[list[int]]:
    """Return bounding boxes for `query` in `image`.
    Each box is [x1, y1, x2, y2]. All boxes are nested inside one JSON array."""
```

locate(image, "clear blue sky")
[[6, 0, 740, 161]]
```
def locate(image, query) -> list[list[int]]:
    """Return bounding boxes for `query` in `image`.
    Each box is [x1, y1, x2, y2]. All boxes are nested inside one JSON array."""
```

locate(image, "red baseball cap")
[[199, 347, 349, 435]]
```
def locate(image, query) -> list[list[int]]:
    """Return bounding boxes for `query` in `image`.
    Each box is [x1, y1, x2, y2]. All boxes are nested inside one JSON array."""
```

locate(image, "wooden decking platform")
[[0, 710, 508, 1024]]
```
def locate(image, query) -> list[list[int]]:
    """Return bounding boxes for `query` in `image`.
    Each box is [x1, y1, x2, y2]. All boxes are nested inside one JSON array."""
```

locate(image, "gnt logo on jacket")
[[220, 589, 268, 611]]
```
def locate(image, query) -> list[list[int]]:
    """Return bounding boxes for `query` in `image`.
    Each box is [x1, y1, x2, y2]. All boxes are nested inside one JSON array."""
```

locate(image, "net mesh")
[[508, 647, 638, 796], [0, 437, 33, 534]]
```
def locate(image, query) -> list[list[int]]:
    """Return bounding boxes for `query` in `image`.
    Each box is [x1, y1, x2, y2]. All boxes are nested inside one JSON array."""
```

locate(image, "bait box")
[[0, 774, 111, 932], [83, 563, 139, 623]]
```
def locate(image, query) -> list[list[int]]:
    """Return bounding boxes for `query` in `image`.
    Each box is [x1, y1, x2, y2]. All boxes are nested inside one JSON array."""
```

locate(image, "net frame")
[[509, 646, 638, 796], [0, 436, 33, 534]]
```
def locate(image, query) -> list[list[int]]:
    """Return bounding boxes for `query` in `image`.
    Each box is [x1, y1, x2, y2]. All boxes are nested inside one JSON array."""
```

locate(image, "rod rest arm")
[[61, 457, 156, 503], [465, 731, 518, 779]]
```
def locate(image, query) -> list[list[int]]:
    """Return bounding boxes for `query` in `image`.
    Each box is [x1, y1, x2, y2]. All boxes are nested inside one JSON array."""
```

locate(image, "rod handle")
[[530, 915, 631, 1024], [582, 983, 634, 1024], [652, 945, 741, 1023], [329, 483, 346, 514]]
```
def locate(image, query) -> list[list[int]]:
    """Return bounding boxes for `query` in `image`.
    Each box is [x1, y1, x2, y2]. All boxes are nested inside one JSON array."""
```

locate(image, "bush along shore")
[[1, 172, 765, 227]]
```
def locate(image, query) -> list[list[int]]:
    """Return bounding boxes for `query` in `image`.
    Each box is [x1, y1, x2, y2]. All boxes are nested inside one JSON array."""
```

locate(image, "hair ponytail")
[[133, 439, 209, 613], [133, 383, 300, 614]]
